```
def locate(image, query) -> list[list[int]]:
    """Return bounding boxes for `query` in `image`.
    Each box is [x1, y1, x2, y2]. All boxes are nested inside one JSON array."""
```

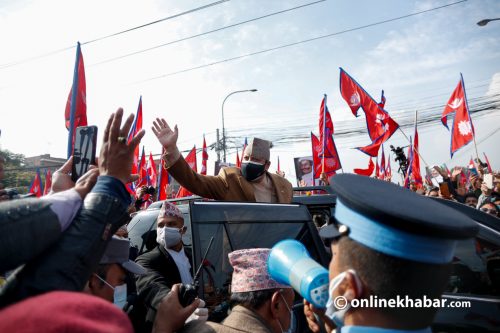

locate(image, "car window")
[[127, 204, 192, 254], [447, 224, 500, 296], [189, 201, 329, 318]]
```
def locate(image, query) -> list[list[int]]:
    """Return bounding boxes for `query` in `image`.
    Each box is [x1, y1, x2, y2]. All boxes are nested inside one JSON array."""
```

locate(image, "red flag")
[[277, 156, 281, 172], [29, 169, 43, 198], [339, 68, 399, 156], [176, 146, 197, 198], [128, 97, 143, 175], [65, 42, 87, 158], [356, 117, 399, 157], [411, 122, 423, 186], [375, 157, 380, 179], [136, 146, 148, 187], [385, 154, 392, 179], [147, 152, 158, 188], [242, 137, 248, 156], [483, 152, 493, 174], [236, 149, 241, 168], [354, 157, 375, 177], [157, 148, 170, 201], [43, 169, 52, 196], [319, 94, 334, 139], [311, 132, 340, 179], [404, 137, 414, 188], [201, 135, 208, 175], [441, 75, 474, 157], [379, 147, 386, 179], [378, 90, 386, 109]]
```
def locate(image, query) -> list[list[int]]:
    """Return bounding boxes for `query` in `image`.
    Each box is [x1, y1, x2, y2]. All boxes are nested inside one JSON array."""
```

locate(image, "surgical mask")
[[94, 274, 128, 309], [276, 292, 295, 333], [241, 161, 266, 181], [325, 269, 361, 328], [159, 226, 182, 248]]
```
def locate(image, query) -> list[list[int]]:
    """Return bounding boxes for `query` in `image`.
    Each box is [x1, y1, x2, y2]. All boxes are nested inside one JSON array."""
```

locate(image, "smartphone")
[[484, 174, 494, 190], [71, 126, 98, 182], [439, 182, 450, 197]]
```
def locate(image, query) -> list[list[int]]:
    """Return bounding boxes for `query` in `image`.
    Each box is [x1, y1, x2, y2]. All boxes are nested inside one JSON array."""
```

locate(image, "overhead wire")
[[0, 0, 230, 70], [133, 0, 467, 83], [90, 0, 327, 66]]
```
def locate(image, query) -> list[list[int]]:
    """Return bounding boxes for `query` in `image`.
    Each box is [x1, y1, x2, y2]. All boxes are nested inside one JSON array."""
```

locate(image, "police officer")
[[304, 174, 478, 333]]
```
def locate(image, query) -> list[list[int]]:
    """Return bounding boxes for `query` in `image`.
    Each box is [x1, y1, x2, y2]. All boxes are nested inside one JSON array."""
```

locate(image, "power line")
[[0, 0, 230, 70], [91, 0, 326, 66], [134, 0, 467, 83]]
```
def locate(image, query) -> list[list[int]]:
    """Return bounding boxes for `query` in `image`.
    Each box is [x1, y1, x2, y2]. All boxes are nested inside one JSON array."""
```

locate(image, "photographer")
[[135, 185, 156, 211]]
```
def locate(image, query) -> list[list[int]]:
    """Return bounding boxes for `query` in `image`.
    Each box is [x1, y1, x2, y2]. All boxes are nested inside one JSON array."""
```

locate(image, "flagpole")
[[67, 42, 81, 158], [396, 113, 429, 168], [322, 94, 327, 173], [461, 73, 480, 162]]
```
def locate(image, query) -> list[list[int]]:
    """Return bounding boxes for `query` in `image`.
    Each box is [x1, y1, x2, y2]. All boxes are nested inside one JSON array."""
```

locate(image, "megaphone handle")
[[313, 313, 331, 333]]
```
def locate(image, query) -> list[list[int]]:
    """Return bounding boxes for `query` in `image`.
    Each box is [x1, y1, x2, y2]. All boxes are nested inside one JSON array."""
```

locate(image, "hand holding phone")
[[484, 174, 494, 190], [439, 182, 451, 198], [72, 126, 98, 182]]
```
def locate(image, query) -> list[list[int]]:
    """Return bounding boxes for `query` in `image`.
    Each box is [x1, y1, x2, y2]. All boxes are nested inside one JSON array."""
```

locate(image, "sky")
[[0, 0, 499, 184]]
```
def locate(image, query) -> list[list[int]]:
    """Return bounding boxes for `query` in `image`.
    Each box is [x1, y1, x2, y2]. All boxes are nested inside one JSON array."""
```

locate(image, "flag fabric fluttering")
[[353, 157, 375, 177], [128, 97, 143, 175], [483, 152, 493, 174], [379, 147, 386, 179], [319, 94, 334, 139], [404, 137, 414, 189], [311, 132, 340, 179], [236, 149, 241, 168], [201, 135, 208, 175], [136, 147, 148, 188], [147, 152, 157, 188], [378, 90, 386, 109], [339, 68, 399, 157], [441, 74, 474, 157], [65, 42, 87, 158], [29, 169, 43, 198], [176, 146, 197, 198], [385, 154, 392, 180], [411, 121, 423, 187], [375, 157, 380, 179], [43, 169, 52, 196], [157, 148, 170, 201]]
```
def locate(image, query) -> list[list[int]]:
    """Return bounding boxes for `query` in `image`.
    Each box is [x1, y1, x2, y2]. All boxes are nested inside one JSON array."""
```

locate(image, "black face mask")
[[241, 161, 266, 181]]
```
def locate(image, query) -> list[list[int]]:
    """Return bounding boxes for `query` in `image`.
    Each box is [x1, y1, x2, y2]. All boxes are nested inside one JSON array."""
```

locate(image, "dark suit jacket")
[[133, 245, 192, 333], [167, 155, 293, 203]]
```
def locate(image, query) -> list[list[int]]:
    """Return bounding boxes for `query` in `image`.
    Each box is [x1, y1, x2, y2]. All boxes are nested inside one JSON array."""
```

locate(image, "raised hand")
[[99, 108, 145, 184], [152, 118, 178, 153]]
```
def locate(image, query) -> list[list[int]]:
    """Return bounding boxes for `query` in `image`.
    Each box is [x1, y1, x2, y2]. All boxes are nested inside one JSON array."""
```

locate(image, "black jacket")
[[131, 245, 192, 333]]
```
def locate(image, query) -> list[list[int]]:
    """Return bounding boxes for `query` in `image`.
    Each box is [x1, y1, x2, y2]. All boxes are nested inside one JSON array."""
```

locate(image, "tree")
[[0, 149, 33, 194]]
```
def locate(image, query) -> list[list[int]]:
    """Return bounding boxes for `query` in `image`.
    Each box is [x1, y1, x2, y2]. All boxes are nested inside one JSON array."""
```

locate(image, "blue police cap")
[[320, 174, 478, 264]]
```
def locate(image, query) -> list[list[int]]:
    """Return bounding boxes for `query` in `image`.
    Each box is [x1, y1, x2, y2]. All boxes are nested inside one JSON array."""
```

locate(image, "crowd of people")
[[0, 111, 495, 333]]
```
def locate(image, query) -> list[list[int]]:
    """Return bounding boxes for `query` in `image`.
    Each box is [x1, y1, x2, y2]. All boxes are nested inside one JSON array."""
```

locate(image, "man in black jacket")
[[133, 201, 195, 332]]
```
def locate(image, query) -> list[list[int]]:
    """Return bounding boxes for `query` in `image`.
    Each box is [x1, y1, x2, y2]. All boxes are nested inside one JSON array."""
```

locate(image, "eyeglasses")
[[480, 208, 498, 215]]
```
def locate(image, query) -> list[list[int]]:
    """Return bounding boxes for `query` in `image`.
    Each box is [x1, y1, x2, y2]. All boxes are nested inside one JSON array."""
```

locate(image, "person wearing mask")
[[303, 174, 478, 333], [133, 201, 206, 332], [84, 236, 146, 308], [0, 108, 145, 309], [151, 118, 292, 203], [154, 248, 295, 333]]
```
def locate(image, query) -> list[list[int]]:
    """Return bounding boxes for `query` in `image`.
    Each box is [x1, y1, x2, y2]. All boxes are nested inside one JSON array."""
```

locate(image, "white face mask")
[[93, 274, 128, 309], [325, 269, 361, 328], [276, 292, 295, 333], [157, 226, 182, 249]]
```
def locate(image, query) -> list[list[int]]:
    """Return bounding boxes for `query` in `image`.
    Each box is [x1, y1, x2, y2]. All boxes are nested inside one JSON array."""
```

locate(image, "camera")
[[390, 145, 409, 176], [144, 186, 156, 195]]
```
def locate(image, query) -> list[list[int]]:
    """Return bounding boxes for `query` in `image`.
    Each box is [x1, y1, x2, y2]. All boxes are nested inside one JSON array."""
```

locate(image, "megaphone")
[[267, 239, 329, 308]]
